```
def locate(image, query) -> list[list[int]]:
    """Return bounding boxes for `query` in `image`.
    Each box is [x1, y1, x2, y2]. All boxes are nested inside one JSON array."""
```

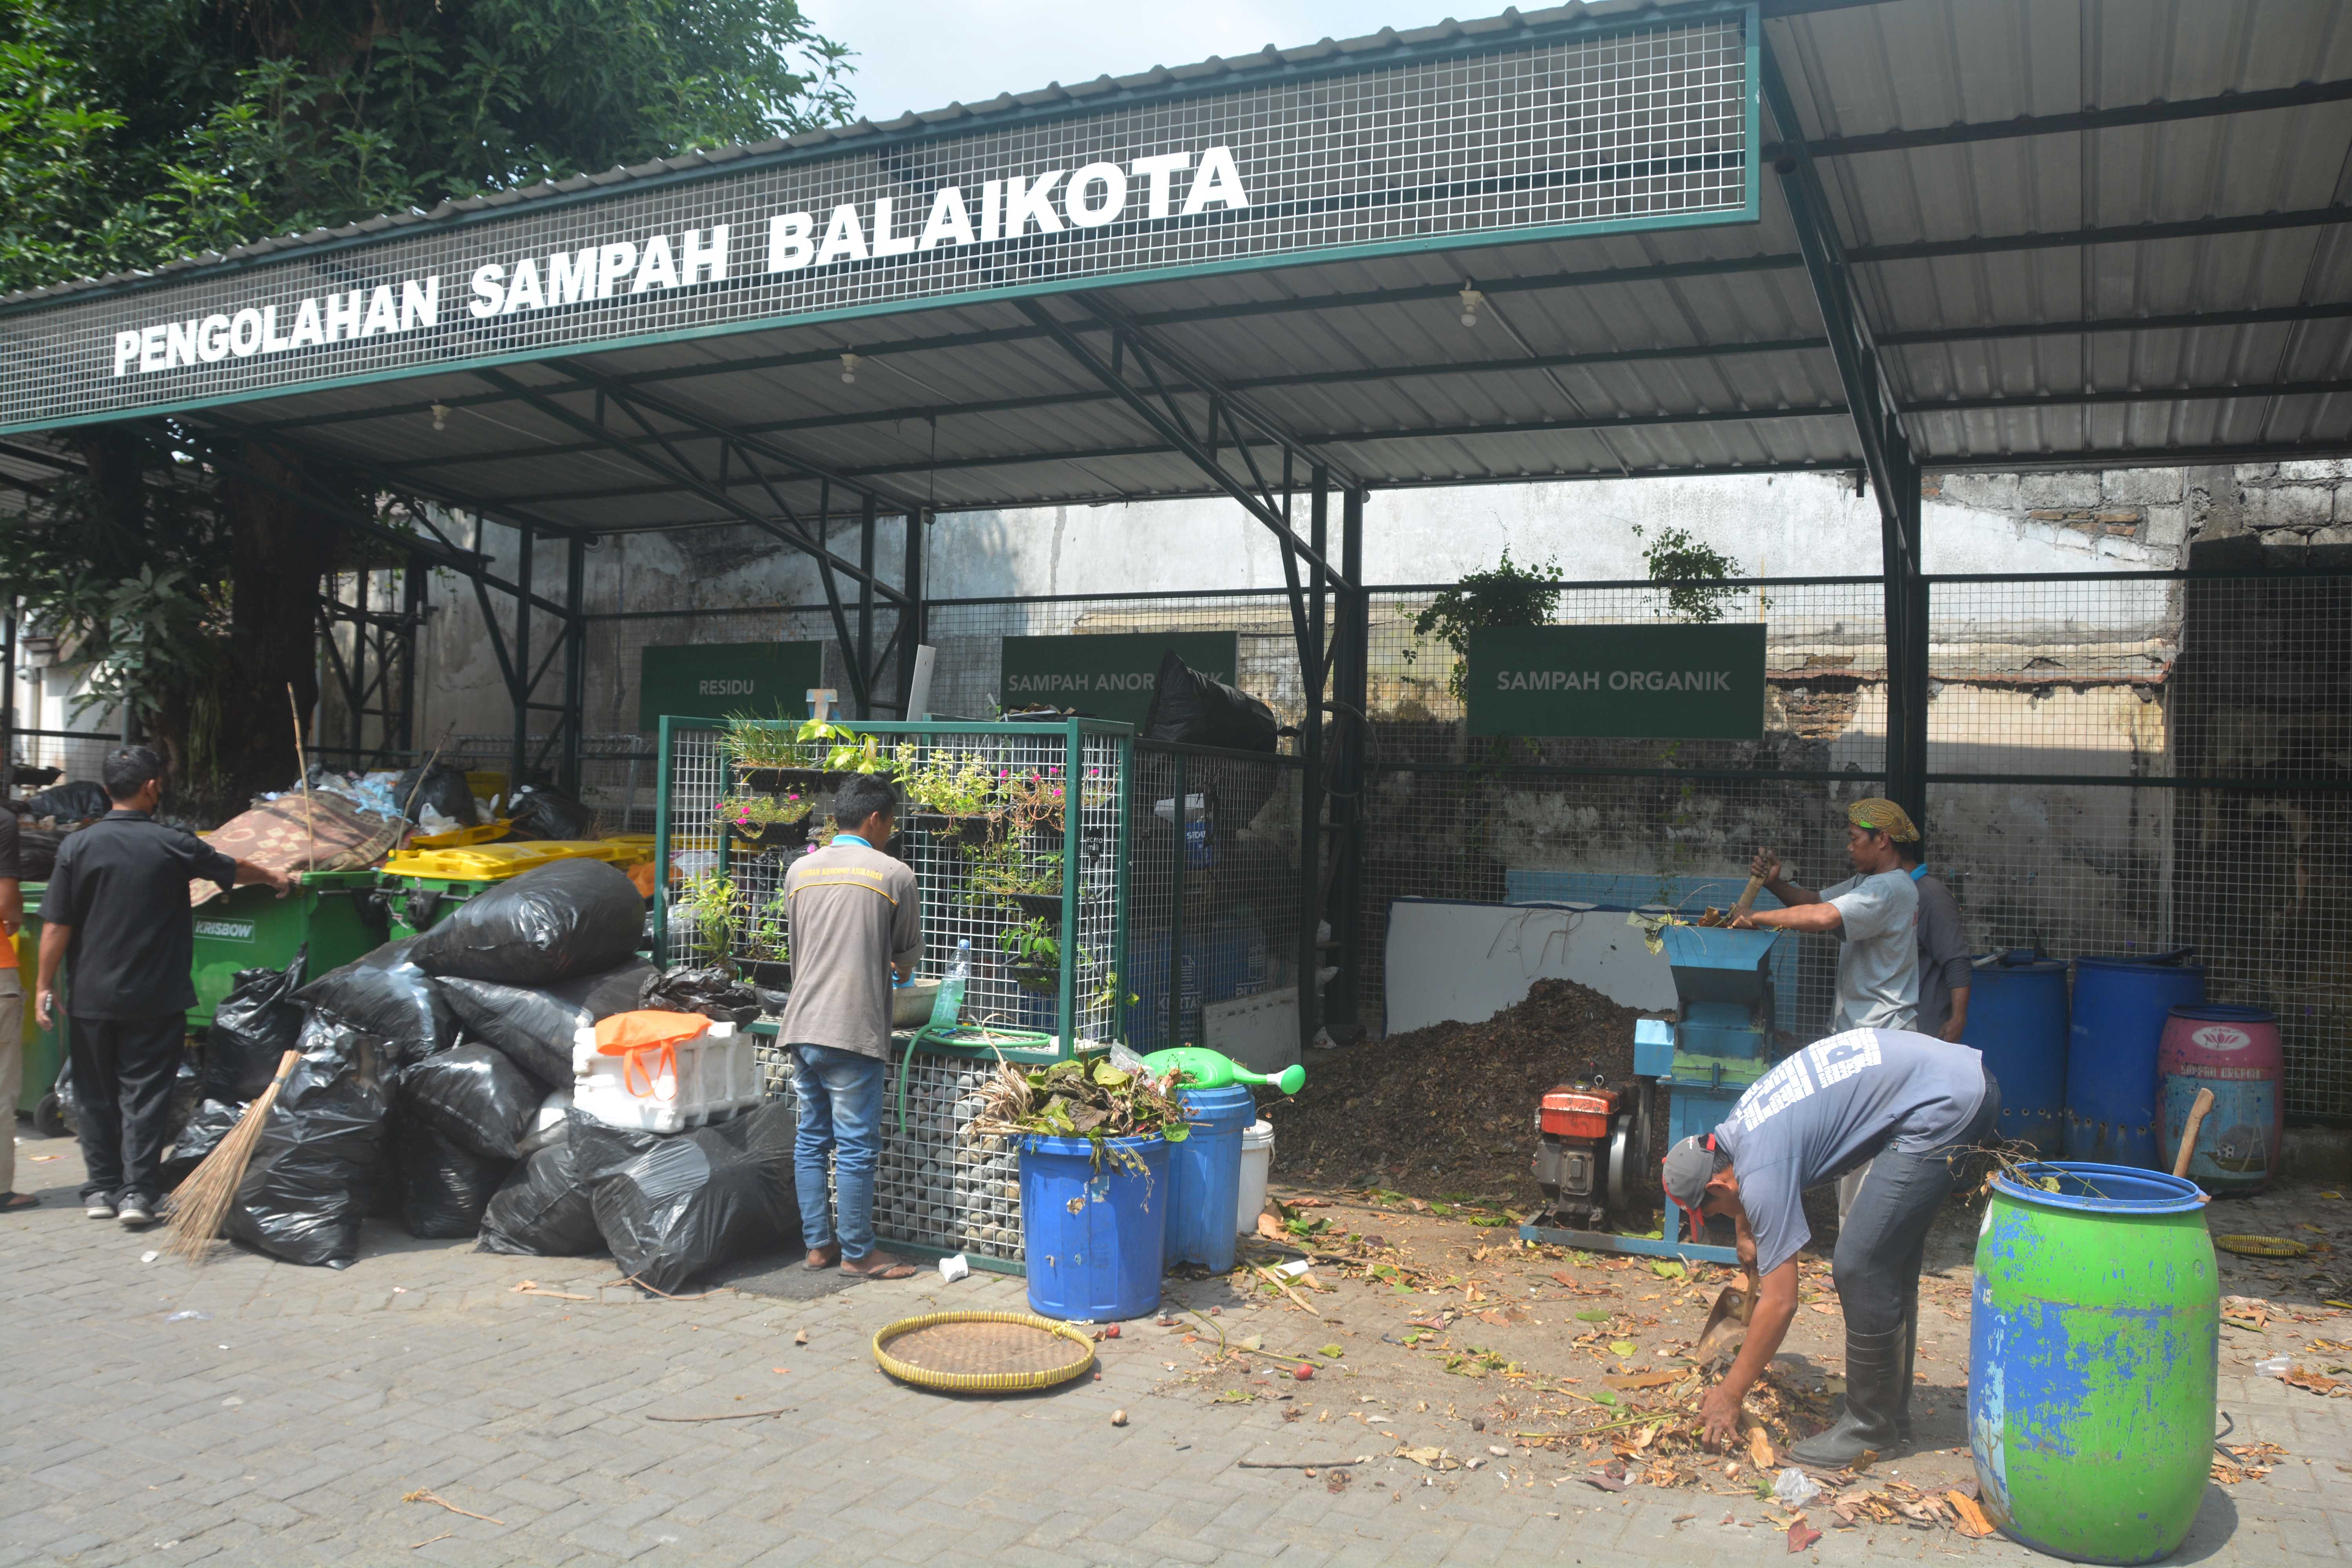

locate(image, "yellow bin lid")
[[380, 842, 560, 881]]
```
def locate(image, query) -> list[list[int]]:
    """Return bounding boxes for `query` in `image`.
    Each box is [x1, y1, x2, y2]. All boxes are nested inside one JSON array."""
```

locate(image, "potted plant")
[[721, 715, 824, 795], [1001, 916, 1062, 993], [714, 792, 814, 851], [972, 848, 1064, 920], [674, 871, 739, 976], [745, 887, 791, 989], [901, 751, 1004, 846]]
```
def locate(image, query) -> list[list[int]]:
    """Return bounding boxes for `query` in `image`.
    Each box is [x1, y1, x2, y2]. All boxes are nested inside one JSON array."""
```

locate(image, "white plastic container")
[[571, 1020, 762, 1134], [1235, 1118, 1274, 1234]]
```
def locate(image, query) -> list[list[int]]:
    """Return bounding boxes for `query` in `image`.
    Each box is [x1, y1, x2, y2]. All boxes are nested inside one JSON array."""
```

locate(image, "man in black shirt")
[[34, 747, 289, 1227], [0, 798, 28, 1212]]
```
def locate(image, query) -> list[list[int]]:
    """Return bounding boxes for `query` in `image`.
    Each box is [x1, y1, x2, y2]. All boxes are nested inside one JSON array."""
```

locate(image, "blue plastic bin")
[[1166, 1084, 1254, 1271], [1020, 1132, 1170, 1320]]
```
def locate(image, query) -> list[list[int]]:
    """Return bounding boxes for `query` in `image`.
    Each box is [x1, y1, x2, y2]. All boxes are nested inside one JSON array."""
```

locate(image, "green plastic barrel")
[[189, 869, 387, 1024], [1969, 1161, 2217, 1563]]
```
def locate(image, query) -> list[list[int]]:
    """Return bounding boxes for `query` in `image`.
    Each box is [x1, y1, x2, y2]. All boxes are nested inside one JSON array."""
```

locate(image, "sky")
[[797, 0, 1460, 122]]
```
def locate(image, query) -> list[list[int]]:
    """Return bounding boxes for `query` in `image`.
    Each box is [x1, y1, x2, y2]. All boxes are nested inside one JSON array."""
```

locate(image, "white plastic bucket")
[[1235, 1119, 1274, 1234]]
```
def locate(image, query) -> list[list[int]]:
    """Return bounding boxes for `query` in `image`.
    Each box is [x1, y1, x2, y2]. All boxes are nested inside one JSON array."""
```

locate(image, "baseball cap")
[[1661, 1134, 1722, 1220]]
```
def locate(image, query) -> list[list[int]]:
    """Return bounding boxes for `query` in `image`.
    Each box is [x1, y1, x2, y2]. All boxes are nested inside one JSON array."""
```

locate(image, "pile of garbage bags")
[[171, 857, 798, 1284]]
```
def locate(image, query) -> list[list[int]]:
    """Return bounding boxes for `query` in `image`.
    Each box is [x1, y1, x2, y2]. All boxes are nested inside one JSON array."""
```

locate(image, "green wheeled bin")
[[189, 869, 390, 1025], [12, 894, 67, 1132], [1969, 1161, 2218, 1563]]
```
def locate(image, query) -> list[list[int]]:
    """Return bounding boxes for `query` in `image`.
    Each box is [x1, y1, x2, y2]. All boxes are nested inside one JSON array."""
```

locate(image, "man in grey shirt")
[[779, 774, 922, 1281], [1897, 838, 1971, 1041], [1734, 797, 1920, 1031], [1664, 1030, 1998, 1466]]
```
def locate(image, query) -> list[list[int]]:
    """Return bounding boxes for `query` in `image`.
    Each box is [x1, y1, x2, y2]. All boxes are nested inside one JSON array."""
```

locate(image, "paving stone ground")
[[2, 1122, 2345, 1567]]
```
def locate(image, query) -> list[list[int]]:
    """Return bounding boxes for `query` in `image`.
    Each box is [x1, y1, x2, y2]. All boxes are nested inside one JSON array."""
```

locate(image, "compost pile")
[[1268, 978, 1651, 1201]]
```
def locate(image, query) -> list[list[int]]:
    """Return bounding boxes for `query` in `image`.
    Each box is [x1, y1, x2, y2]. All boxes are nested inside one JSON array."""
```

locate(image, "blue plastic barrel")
[[1020, 1132, 1169, 1321], [1166, 1085, 1254, 1272], [2064, 955, 2205, 1169], [1960, 953, 2070, 1154], [1125, 931, 1202, 1051]]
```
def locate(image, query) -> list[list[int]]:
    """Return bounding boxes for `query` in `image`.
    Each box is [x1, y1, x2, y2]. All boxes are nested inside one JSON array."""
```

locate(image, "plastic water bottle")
[[929, 938, 970, 1030]]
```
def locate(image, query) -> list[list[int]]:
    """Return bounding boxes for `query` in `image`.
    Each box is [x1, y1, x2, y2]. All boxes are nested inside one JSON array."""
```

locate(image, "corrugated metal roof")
[[0, 0, 2347, 525]]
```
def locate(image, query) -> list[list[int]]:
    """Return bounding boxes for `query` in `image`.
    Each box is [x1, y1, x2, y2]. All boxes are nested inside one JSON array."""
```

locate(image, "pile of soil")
[[1266, 978, 1656, 1204]]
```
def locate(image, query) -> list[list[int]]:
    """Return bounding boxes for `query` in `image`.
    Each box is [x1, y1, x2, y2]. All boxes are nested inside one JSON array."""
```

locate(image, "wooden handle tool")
[[1730, 855, 1773, 918], [2172, 1087, 2216, 1180]]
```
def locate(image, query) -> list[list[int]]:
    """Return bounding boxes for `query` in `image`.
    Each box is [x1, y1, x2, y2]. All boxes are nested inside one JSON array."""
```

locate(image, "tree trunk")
[[221, 441, 344, 805]]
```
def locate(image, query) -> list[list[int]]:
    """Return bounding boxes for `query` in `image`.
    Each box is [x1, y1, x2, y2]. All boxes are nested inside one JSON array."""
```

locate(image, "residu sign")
[[1466, 624, 1767, 739], [638, 641, 823, 730]]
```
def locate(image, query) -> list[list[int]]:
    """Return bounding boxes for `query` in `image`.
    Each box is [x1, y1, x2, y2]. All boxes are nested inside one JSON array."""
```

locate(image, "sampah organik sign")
[[4, 13, 1751, 432]]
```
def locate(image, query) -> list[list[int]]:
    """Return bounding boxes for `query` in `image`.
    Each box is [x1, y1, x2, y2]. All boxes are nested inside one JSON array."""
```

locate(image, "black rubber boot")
[[1789, 1325, 1906, 1468]]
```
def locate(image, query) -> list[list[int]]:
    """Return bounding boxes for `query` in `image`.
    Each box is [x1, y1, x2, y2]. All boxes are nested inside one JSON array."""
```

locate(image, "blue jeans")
[[789, 1044, 885, 1259]]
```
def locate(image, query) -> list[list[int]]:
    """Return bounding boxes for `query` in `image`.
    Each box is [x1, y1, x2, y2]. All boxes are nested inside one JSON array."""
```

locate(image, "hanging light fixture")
[[840, 352, 861, 385], [430, 402, 449, 431], [1457, 285, 1485, 329]]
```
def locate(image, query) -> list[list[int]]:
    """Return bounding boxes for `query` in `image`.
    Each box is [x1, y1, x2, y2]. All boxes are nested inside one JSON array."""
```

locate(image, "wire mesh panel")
[[1126, 742, 1304, 1051], [657, 717, 1129, 1054]]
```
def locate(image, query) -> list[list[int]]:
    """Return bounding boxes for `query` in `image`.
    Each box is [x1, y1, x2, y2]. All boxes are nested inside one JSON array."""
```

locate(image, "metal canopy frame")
[[3, 0, 2351, 1052]]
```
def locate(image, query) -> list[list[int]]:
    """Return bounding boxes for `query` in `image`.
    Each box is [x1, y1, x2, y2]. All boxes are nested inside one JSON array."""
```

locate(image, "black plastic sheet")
[[293, 939, 456, 1065], [437, 958, 660, 1088], [505, 785, 596, 841], [476, 1137, 603, 1257], [225, 1013, 393, 1269], [396, 1120, 512, 1239], [399, 1042, 541, 1162], [641, 964, 760, 1029], [405, 859, 644, 987], [20, 780, 111, 822], [571, 1103, 797, 1294], [393, 761, 478, 826], [202, 951, 308, 1102], [1141, 650, 1278, 752]]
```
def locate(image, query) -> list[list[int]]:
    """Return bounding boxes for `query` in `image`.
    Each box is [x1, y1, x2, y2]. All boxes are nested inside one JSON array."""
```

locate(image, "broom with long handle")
[[162, 1048, 300, 1263]]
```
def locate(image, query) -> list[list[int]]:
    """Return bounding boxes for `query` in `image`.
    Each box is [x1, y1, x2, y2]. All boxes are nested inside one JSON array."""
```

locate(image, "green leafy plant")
[[900, 751, 999, 817], [1406, 549, 1567, 700], [1000, 916, 1061, 969], [1631, 524, 1746, 624], [972, 849, 1061, 898], [715, 793, 812, 828], [747, 888, 791, 965], [675, 871, 738, 967]]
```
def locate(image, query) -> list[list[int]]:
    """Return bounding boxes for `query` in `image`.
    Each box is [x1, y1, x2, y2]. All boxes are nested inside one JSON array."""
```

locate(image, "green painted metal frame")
[[652, 712, 1134, 1063]]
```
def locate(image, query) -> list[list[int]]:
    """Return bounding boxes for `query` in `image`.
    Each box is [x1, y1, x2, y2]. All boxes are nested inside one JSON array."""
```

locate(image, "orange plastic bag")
[[594, 1010, 709, 1100]]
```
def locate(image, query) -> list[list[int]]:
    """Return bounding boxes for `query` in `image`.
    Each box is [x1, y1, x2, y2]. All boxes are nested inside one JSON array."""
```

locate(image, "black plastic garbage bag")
[[392, 761, 478, 826], [476, 1137, 603, 1257], [16, 825, 64, 881], [437, 958, 661, 1088], [571, 1102, 797, 1294], [294, 938, 456, 1065], [226, 1013, 393, 1269], [20, 780, 111, 822], [160, 1098, 245, 1193], [1141, 650, 1278, 753], [640, 964, 760, 1029], [405, 859, 644, 987], [396, 1120, 512, 1239], [505, 784, 596, 842], [399, 1042, 541, 1162], [202, 951, 309, 1102]]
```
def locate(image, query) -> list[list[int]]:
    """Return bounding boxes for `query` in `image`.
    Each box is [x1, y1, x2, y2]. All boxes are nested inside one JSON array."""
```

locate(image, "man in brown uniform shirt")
[[779, 774, 922, 1279]]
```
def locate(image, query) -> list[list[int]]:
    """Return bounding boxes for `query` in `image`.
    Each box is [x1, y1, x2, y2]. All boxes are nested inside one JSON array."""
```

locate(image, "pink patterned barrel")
[[2157, 1005, 2283, 1195]]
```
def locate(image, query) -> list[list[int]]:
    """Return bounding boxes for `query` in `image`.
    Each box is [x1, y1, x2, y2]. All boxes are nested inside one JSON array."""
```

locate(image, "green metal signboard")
[[1001, 632, 1238, 725], [1466, 624, 1766, 739], [638, 641, 823, 729]]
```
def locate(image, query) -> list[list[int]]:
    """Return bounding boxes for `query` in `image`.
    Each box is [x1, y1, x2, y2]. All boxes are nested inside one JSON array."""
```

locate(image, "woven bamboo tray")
[[872, 1311, 1096, 1393]]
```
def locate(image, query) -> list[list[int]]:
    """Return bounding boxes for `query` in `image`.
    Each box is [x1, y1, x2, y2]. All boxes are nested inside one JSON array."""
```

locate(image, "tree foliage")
[[1406, 549, 1568, 701], [1630, 524, 1746, 624], [0, 0, 853, 802]]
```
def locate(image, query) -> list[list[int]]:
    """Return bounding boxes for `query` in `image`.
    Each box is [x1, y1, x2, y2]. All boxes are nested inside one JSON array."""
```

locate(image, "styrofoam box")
[[572, 1021, 763, 1134]]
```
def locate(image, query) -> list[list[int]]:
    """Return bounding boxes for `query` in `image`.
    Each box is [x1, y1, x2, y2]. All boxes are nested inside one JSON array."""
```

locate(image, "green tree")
[[1405, 549, 1567, 702], [1630, 523, 1746, 624], [0, 0, 852, 805]]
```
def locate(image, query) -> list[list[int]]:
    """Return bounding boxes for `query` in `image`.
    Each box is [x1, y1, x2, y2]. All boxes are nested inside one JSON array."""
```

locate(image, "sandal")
[[841, 1250, 917, 1281], [803, 1246, 840, 1271], [1, 1192, 39, 1212]]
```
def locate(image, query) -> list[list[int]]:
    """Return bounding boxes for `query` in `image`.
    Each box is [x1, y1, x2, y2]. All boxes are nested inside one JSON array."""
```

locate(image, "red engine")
[[1531, 1077, 1641, 1230]]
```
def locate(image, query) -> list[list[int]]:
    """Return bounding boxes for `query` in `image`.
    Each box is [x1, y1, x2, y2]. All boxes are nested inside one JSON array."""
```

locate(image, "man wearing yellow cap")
[[1731, 798, 1920, 1034]]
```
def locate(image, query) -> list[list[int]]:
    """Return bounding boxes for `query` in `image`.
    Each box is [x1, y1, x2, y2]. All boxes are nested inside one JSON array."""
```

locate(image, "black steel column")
[[856, 494, 878, 718], [896, 508, 927, 717], [561, 535, 587, 796], [396, 562, 422, 755], [1, 595, 15, 795], [1327, 487, 1369, 1035], [1297, 470, 1330, 1055], [1887, 459, 1929, 823], [510, 525, 533, 790], [1167, 750, 1188, 1051]]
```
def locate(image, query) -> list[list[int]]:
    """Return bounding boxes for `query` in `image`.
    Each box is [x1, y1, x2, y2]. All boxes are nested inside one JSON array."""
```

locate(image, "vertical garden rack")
[[651, 715, 1133, 1060]]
